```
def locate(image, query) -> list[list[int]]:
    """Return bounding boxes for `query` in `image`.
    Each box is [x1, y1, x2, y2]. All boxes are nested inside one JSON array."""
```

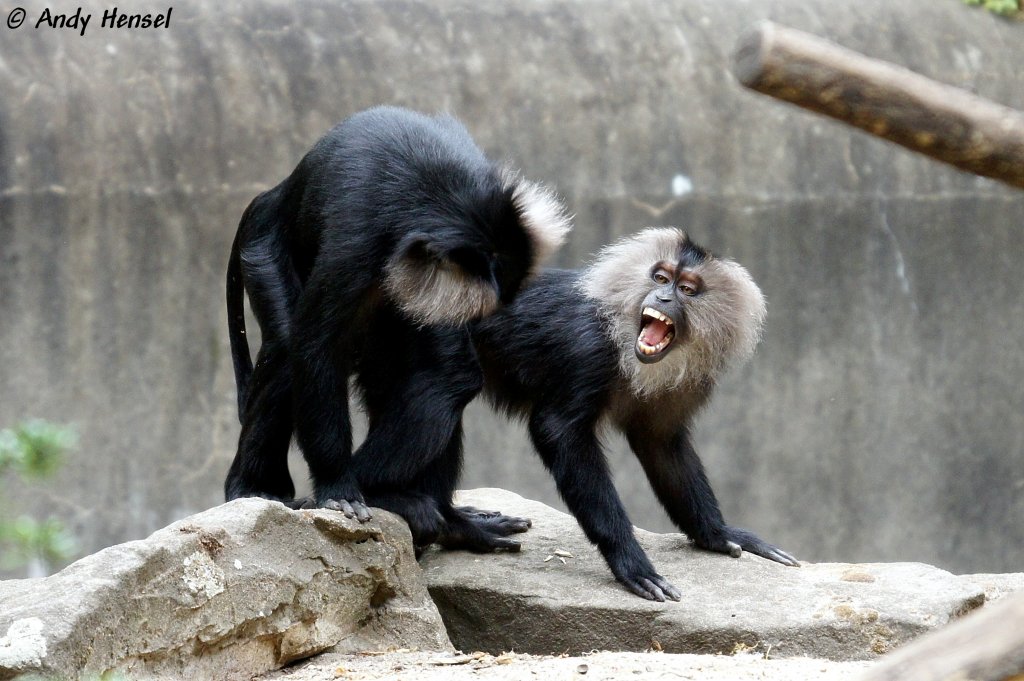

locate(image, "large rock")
[[0, 499, 451, 681], [959, 572, 1024, 603], [421, 489, 985, 661]]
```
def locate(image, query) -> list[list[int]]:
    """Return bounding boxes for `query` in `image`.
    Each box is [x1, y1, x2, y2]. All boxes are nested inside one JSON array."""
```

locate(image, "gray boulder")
[[421, 489, 985, 661], [0, 498, 451, 681], [959, 572, 1024, 603]]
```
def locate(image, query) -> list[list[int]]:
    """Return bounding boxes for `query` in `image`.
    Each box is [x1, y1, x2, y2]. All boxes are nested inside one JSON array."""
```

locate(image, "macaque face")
[[634, 259, 703, 364]]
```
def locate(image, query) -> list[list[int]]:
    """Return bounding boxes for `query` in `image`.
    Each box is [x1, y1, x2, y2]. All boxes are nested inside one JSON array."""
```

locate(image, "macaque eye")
[[678, 273, 702, 296], [652, 271, 671, 285]]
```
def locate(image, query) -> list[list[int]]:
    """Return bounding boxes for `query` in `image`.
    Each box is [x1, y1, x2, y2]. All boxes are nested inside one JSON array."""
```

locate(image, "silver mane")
[[577, 228, 766, 397]]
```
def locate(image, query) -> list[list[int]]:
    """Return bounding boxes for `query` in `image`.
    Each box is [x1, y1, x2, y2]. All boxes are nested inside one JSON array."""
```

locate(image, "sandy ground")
[[264, 649, 874, 681]]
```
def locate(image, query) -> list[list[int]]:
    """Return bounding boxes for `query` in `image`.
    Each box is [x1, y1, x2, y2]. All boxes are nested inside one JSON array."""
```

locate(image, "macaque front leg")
[[629, 427, 800, 568]]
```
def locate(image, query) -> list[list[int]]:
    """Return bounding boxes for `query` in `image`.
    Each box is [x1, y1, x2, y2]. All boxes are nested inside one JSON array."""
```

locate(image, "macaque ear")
[[397, 233, 446, 263], [444, 245, 491, 279], [384, 234, 500, 327], [393, 234, 491, 282]]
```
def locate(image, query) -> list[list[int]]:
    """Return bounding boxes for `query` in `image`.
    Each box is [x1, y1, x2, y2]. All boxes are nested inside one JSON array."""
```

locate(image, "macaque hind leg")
[[415, 433, 529, 552], [363, 491, 445, 553], [225, 341, 296, 502]]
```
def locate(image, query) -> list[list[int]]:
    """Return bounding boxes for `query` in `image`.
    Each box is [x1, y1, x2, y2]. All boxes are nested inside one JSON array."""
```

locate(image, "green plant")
[[0, 420, 78, 571], [962, 0, 1022, 17]]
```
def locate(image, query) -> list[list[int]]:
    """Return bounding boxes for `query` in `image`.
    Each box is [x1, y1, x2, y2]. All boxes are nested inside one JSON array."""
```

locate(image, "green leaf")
[[0, 515, 76, 568], [7, 420, 77, 479]]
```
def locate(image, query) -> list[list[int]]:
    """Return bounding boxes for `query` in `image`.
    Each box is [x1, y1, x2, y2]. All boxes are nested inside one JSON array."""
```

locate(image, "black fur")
[[472, 267, 799, 601], [224, 106, 552, 542]]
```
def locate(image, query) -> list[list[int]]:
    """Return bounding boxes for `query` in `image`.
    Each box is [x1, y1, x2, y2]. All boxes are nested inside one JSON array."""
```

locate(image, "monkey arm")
[[528, 407, 682, 602], [627, 428, 799, 567]]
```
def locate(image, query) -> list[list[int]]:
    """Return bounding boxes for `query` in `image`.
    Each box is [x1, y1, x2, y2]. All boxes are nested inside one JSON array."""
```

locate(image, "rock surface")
[[958, 572, 1024, 603], [421, 489, 986, 661], [0, 499, 451, 681], [259, 649, 873, 681]]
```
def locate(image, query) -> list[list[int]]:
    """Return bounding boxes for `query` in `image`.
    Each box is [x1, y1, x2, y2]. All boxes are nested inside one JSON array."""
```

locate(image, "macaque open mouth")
[[635, 307, 676, 361]]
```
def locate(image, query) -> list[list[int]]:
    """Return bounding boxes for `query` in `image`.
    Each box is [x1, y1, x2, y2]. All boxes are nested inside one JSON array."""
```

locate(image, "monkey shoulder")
[[295, 108, 492, 250], [474, 269, 619, 399]]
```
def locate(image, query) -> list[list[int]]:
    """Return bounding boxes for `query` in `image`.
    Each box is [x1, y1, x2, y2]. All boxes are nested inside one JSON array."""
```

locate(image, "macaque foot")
[[314, 481, 373, 522], [437, 506, 530, 553], [454, 505, 532, 534], [287, 495, 372, 521], [437, 527, 522, 553], [319, 497, 373, 522], [615, 567, 682, 602], [697, 527, 800, 567], [456, 505, 503, 518], [609, 553, 682, 602]]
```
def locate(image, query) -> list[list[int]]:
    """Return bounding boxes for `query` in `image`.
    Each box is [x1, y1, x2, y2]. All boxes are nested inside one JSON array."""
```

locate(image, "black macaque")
[[471, 228, 799, 601], [224, 106, 570, 550]]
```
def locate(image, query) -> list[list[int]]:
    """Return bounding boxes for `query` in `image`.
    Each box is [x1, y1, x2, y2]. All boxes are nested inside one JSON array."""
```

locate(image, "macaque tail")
[[226, 217, 253, 420]]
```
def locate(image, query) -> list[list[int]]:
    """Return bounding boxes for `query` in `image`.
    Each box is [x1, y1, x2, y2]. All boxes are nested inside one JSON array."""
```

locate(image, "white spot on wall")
[[671, 174, 693, 197], [952, 45, 983, 75], [0, 618, 47, 668]]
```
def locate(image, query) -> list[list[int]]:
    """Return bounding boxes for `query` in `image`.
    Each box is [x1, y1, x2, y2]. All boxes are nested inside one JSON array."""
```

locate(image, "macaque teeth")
[[637, 307, 676, 356], [635, 330, 676, 355], [641, 307, 674, 326]]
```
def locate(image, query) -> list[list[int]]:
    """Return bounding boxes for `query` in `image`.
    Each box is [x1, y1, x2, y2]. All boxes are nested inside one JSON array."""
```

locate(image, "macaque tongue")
[[640, 318, 670, 346]]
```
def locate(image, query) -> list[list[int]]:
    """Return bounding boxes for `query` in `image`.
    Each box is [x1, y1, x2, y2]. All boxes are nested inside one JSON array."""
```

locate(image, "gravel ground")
[[263, 649, 874, 681]]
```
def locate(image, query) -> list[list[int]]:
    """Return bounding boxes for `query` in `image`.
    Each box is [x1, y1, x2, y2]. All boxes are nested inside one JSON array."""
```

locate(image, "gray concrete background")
[[1, 0, 1022, 575]]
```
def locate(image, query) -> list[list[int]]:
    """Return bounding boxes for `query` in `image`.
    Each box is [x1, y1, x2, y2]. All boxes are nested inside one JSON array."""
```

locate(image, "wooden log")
[[733, 21, 1024, 190], [855, 592, 1024, 681]]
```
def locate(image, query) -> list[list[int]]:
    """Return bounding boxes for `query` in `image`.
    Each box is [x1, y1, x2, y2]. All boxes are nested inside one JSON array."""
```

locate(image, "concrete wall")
[[1, 0, 1022, 575]]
